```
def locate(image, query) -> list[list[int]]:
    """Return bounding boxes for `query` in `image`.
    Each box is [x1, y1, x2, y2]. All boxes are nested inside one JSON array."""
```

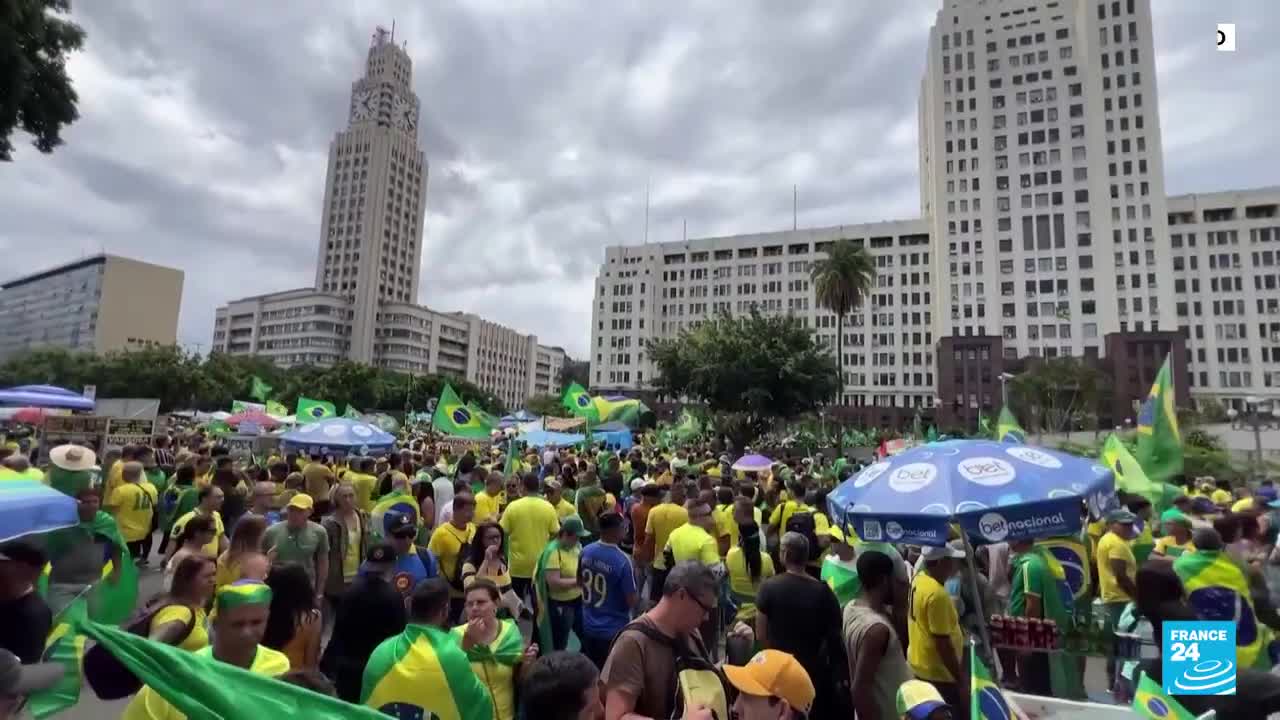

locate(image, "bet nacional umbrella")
[[0, 480, 79, 542], [731, 453, 773, 472], [0, 385, 94, 411], [827, 439, 1114, 547], [279, 417, 395, 456]]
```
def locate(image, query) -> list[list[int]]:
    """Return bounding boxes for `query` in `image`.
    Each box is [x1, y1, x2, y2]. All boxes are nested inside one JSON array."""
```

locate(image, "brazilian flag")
[[296, 396, 337, 423], [1133, 670, 1196, 719], [561, 382, 599, 422], [26, 599, 89, 718], [1135, 354, 1183, 484], [466, 401, 499, 430], [361, 623, 494, 720], [432, 384, 493, 439], [249, 375, 273, 402], [1174, 547, 1271, 670], [970, 644, 1014, 720], [371, 491, 420, 542], [1101, 433, 1162, 508], [996, 405, 1026, 444], [1036, 536, 1091, 604]]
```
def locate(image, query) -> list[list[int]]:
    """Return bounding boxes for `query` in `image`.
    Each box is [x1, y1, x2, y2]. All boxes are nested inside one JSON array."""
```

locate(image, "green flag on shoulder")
[[361, 623, 494, 719]]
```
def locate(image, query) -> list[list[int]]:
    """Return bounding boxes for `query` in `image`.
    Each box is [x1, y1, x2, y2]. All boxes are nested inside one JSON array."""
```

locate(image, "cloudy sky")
[[3, 1, 1277, 360]]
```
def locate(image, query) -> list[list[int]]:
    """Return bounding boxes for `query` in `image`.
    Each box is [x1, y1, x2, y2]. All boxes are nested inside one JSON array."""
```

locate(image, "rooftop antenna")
[[643, 178, 650, 246], [390, 19, 395, 43], [793, 184, 798, 230], [683, 218, 687, 243]]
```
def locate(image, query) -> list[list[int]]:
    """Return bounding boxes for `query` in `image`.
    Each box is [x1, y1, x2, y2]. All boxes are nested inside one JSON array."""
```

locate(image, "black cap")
[[599, 512, 624, 531], [365, 543, 394, 564], [385, 511, 417, 537], [0, 539, 47, 569]]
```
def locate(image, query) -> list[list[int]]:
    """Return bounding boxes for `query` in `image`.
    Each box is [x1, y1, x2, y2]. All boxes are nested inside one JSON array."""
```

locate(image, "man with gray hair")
[[602, 561, 719, 720], [756, 531, 846, 717]]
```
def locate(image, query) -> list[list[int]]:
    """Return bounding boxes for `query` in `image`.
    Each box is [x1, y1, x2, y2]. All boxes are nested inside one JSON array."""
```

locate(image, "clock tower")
[[315, 25, 429, 363]]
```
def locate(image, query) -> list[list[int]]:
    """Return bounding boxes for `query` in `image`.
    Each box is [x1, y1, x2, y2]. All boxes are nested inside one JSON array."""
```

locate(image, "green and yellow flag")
[[820, 557, 860, 608], [1174, 547, 1272, 670], [1101, 433, 1161, 507], [1135, 354, 1183, 484], [561, 382, 600, 422], [450, 618, 523, 666], [466, 401, 499, 431], [26, 598, 88, 719], [249, 376, 273, 402], [296, 397, 337, 423], [997, 405, 1026, 444], [1132, 670, 1196, 719], [265, 400, 289, 418], [432, 384, 494, 439], [39, 511, 138, 626], [673, 409, 702, 442], [532, 540, 560, 652], [592, 395, 649, 426], [71, 616, 388, 719], [361, 623, 494, 720], [971, 643, 1015, 720]]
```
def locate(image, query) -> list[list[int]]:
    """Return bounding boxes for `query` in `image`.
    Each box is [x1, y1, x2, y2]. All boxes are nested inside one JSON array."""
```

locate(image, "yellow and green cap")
[[215, 579, 273, 611]]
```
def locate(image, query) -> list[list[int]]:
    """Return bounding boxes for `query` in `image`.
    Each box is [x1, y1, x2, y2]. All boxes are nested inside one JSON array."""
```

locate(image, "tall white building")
[[920, 0, 1174, 358], [590, 0, 1278, 421], [213, 28, 567, 409]]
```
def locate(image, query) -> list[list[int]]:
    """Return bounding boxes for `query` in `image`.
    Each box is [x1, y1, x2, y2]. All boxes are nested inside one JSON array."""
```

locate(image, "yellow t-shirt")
[[343, 521, 361, 581], [122, 645, 288, 720], [428, 523, 476, 595], [150, 605, 209, 652], [665, 523, 720, 567], [1232, 497, 1257, 513], [347, 472, 379, 512], [170, 510, 224, 557], [907, 572, 964, 683], [1211, 488, 1234, 506], [110, 481, 158, 542], [1096, 531, 1137, 603], [646, 503, 690, 571], [768, 500, 807, 532], [555, 498, 576, 520], [499, 497, 561, 579], [475, 491, 501, 522], [105, 462, 125, 498], [214, 553, 240, 590], [712, 505, 734, 551], [722, 506, 763, 550], [544, 543, 582, 602], [451, 624, 519, 720], [726, 547, 775, 599], [1154, 536, 1195, 558]]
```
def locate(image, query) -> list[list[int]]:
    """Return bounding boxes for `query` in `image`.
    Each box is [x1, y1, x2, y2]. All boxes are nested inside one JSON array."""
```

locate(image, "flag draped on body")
[[1173, 548, 1272, 670], [361, 623, 494, 720], [432, 384, 494, 439], [1135, 354, 1183, 484]]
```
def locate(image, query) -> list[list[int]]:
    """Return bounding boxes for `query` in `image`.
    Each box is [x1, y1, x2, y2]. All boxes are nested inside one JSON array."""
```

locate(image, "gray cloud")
[[2, 0, 1277, 361]]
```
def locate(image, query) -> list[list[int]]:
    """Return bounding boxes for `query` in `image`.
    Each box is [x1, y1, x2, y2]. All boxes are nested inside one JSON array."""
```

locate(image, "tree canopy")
[[1, 0, 85, 161], [646, 308, 840, 419], [0, 345, 506, 414], [1009, 356, 1107, 434]]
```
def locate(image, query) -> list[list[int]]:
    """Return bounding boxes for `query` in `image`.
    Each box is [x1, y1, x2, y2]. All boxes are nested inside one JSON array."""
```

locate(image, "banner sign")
[[957, 498, 1083, 545], [103, 418, 158, 452], [40, 415, 110, 461]]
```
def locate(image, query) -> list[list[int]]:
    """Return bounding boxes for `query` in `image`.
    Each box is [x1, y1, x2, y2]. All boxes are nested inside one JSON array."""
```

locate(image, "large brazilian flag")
[[361, 623, 494, 720], [432, 384, 494, 440], [1174, 548, 1273, 670]]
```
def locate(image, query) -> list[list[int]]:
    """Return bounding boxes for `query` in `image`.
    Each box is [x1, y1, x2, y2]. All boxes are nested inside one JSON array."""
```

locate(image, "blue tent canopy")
[[0, 385, 94, 411], [279, 417, 395, 455], [593, 427, 633, 451], [517, 429, 585, 448]]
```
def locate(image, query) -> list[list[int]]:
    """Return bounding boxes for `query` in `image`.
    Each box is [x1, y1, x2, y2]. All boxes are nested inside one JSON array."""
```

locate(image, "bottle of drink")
[[1033, 618, 1047, 649], [990, 615, 1006, 647], [1046, 619, 1059, 649], [1014, 617, 1029, 648]]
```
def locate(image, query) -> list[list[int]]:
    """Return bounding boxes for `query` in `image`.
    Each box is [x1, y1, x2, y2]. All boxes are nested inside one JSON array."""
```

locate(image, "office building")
[[0, 254, 183, 361], [590, 0, 1278, 426], [213, 27, 569, 409]]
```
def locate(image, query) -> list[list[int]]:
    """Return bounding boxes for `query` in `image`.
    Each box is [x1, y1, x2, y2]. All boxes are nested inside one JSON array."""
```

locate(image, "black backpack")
[[446, 527, 473, 591], [785, 510, 822, 563], [83, 596, 197, 699]]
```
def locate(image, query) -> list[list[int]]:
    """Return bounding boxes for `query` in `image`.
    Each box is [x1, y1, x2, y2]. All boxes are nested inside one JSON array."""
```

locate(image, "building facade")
[[0, 254, 183, 361], [589, 0, 1277, 425], [212, 27, 569, 409]]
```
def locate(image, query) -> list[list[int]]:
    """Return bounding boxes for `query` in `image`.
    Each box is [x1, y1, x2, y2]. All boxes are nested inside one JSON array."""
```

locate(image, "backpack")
[[785, 510, 822, 563], [83, 596, 197, 699], [446, 527, 473, 591], [612, 621, 730, 720]]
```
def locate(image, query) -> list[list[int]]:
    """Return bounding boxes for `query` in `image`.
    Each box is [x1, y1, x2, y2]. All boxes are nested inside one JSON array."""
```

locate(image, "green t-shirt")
[[263, 521, 330, 584]]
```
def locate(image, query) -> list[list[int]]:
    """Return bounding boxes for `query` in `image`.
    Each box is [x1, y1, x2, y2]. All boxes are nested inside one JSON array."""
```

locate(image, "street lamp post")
[[998, 372, 1015, 407], [1227, 397, 1276, 480]]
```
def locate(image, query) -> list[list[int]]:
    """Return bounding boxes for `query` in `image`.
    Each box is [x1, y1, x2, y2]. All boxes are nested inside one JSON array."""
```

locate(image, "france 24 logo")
[[1217, 24, 1236, 52], [1162, 621, 1235, 695]]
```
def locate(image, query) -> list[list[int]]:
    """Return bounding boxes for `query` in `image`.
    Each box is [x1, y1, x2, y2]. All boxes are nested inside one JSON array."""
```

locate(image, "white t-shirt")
[[542, 449, 556, 467], [432, 477, 454, 528]]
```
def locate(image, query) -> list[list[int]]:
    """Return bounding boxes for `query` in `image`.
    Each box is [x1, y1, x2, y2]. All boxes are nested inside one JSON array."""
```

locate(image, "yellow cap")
[[896, 679, 948, 720], [286, 493, 314, 511], [722, 650, 815, 714]]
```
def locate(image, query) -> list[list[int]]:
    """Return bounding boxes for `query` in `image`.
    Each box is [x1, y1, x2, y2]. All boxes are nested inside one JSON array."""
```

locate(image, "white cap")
[[921, 543, 966, 561], [631, 478, 646, 491]]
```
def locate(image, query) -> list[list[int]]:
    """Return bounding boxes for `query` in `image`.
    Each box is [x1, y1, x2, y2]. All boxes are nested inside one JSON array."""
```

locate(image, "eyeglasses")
[[684, 589, 718, 616]]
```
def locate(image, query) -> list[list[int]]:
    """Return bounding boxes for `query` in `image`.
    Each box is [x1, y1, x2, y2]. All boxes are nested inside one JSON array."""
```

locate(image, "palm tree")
[[810, 239, 876, 403]]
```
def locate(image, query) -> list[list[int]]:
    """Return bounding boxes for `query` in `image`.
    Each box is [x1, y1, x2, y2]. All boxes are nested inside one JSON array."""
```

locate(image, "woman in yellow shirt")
[[215, 515, 269, 589], [726, 522, 775, 624], [149, 554, 216, 651], [453, 579, 538, 720], [462, 522, 522, 618], [536, 516, 590, 652]]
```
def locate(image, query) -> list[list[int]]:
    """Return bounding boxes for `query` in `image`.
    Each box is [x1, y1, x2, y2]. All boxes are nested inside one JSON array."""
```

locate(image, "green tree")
[[646, 309, 840, 450], [525, 393, 570, 418], [0, 0, 85, 161], [809, 239, 876, 400], [556, 359, 589, 390], [1009, 357, 1104, 435]]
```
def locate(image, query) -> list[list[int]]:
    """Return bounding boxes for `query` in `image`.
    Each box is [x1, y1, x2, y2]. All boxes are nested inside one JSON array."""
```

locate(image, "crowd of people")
[[3, 427, 1280, 719]]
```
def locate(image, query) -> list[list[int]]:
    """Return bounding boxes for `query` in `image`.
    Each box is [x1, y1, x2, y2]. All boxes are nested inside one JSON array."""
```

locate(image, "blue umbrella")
[[0, 385, 95, 411], [828, 439, 1114, 547], [0, 480, 79, 542], [279, 417, 395, 456]]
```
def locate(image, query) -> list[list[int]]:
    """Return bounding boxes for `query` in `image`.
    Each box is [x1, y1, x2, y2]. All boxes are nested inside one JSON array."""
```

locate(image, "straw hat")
[[49, 444, 97, 472]]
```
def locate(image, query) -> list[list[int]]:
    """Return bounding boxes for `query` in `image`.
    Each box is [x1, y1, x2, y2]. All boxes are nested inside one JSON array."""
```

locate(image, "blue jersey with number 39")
[[580, 541, 636, 639]]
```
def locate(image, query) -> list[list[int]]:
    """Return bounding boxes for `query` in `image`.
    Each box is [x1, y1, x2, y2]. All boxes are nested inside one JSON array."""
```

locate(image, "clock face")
[[351, 90, 373, 121], [392, 95, 411, 130]]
